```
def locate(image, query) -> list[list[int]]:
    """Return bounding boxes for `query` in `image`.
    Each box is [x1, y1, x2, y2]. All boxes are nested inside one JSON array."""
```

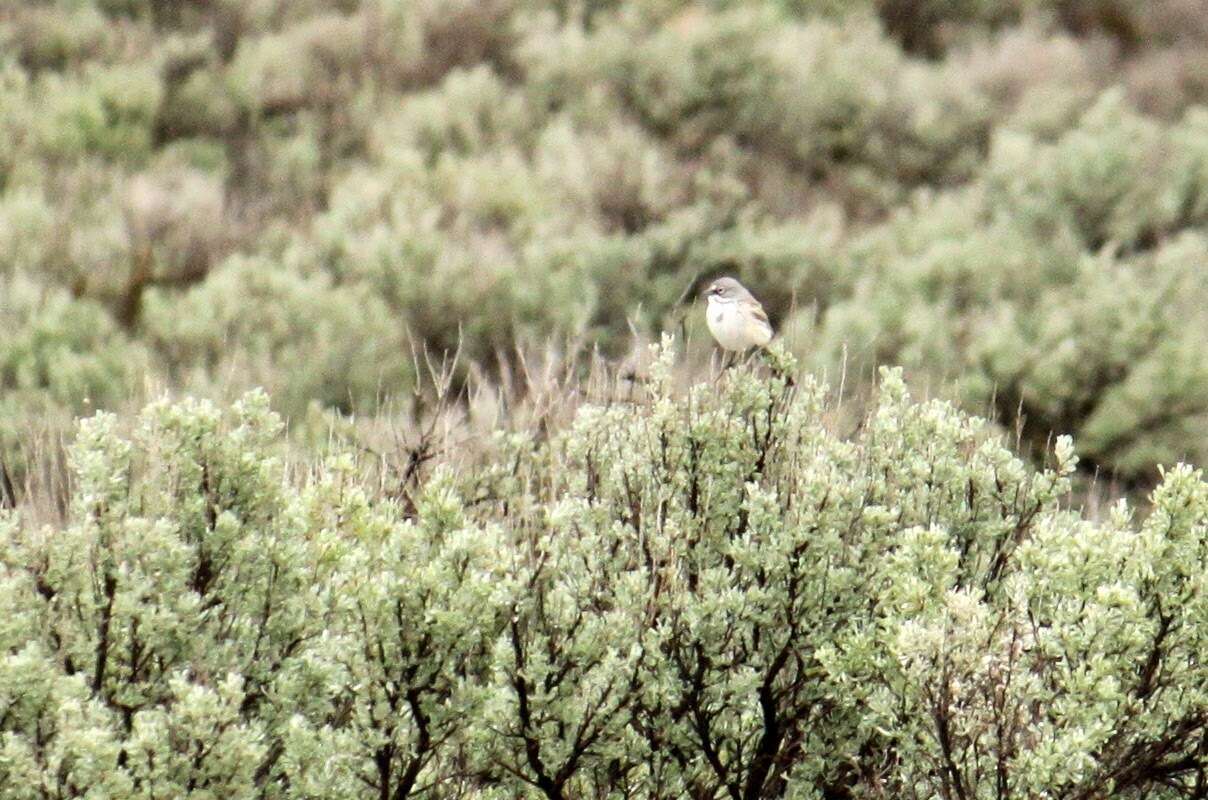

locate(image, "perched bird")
[[703, 277, 773, 352]]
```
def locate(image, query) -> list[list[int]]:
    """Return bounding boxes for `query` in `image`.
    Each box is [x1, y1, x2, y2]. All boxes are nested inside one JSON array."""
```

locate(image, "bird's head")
[[704, 277, 745, 303]]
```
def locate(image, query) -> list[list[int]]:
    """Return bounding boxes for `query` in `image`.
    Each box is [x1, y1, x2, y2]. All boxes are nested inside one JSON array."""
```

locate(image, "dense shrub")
[[803, 92, 1208, 481], [6, 2, 1208, 795], [519, 8, 992, 212], [141, 254, 413, 416], [0, 274, 147, 417], [7, 0, 1208, 487], [3, 352, 1207, 797]]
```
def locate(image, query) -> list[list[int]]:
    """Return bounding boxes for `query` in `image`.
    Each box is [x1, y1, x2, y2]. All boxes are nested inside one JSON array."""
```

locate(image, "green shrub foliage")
[[4, 2, 1208, 795], [3, 351, 1206, 798], [6, 0, 1208, 482], [5, 0, 1208, 484], [811, 94, 1208, 480]]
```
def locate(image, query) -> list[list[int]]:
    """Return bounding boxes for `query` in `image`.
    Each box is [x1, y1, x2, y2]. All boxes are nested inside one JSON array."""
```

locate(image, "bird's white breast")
[[706, 298, 754, 351]]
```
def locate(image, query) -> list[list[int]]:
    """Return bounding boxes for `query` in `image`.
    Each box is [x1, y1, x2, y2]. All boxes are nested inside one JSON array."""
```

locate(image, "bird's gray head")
[[704, 277, 750, 303]]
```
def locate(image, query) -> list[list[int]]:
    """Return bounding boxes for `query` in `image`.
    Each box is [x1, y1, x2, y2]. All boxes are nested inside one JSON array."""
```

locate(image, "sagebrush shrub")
[[8, 0, 1208, 512], [803, 90, 1208, 481], [3, 346, 1206, 798], [0, 274, 147, 415], [141, 254, 413, 416]]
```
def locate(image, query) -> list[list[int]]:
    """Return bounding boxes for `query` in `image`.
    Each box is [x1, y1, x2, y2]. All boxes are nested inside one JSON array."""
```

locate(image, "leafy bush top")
[[2, 349, 1206, 798]]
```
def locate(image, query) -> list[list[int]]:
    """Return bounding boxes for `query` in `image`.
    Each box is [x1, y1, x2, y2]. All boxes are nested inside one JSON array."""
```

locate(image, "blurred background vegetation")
[[4, 0, 1208, 499]]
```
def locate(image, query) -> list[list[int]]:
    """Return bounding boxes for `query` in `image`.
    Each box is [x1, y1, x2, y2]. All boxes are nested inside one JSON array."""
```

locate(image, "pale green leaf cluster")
[[3, 349, 1206, 797]]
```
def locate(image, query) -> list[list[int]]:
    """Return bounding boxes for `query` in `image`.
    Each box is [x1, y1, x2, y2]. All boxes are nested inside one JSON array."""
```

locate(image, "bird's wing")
[[743, 299, 774, 344], [746, 300, 771, 329]]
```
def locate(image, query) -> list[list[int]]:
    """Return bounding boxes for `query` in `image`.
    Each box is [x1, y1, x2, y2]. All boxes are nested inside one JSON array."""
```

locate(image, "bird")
[[703, 277, 773, 352]]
